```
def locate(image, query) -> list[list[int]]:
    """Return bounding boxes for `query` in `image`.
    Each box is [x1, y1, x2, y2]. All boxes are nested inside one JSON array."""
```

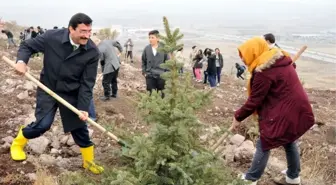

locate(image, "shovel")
[[2, 56, 130, 149]]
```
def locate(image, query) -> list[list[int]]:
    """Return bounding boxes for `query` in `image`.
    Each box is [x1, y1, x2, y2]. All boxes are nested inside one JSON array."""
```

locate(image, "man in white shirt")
[[141, 30, 169, 97]]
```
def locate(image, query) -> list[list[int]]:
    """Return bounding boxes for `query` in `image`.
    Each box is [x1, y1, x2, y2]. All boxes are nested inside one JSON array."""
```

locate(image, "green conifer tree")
[[107, 16, 247, 185]]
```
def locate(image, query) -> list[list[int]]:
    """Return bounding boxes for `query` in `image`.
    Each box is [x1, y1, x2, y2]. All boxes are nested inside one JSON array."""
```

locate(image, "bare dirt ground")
[[0, 48, 335, 185]]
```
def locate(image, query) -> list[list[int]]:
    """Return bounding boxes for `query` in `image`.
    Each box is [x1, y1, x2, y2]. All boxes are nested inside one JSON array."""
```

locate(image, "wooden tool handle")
[[292, 45, 307, 63], [2, 56, 120, 142]]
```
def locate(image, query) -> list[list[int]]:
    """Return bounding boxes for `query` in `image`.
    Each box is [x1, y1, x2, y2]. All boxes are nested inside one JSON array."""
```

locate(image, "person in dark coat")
[[10, 13, 104, 174], [37, 26, 44, 35], [204, 48, 217, 88], [1, 29, 17, 48], [141, 30, 169, 98], [193, 49, 203, 82], [235, 62, 246, 80], [29, 26, 38, 38], [231, 37, 314, 185]]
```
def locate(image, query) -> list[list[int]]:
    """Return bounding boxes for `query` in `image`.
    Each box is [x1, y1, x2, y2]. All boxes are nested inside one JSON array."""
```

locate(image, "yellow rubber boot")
[[80, 146, 104, 174], [10, 126, 28, 161]]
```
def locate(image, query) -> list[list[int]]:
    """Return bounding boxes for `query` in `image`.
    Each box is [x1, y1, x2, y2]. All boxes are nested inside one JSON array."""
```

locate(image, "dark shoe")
[[110, 94, 117, 98], [100, 96, 110, 101]]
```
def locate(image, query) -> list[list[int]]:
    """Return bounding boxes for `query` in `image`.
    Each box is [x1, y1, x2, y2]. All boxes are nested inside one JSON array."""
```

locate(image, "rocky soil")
[[0, 49, 335, 185]]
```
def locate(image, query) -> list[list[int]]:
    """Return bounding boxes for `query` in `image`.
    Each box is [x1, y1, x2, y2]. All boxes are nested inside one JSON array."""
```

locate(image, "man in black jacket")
[[11, 13, 104, 174], [141, 30, 168, 97]]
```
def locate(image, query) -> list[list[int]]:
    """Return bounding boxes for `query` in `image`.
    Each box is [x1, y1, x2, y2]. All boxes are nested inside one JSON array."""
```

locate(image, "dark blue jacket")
[[17, 28, 99, 132]]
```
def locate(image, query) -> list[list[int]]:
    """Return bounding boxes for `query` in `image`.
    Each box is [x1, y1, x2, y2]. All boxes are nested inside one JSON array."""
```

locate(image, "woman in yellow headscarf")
[[230, 37, 315, 184]]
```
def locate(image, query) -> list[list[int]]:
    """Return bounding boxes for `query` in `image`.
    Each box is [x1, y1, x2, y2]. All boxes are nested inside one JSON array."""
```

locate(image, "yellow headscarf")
[[238, 37, 290, 96]]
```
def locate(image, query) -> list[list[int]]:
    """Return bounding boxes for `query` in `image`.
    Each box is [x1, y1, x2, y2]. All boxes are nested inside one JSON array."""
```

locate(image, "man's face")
[[69, 23, 92, 45], [149, 34, 159, 46]]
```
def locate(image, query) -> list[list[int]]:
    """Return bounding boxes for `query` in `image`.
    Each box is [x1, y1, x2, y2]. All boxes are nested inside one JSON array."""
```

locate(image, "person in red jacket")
[[230, 37, 315, 185]]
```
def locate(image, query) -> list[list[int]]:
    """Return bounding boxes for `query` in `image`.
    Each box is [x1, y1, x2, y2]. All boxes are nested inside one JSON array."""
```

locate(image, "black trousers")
[[22, 105, 92, 148], [192, 67, 196, 78], [146, 76, 165, 97], [126, 51, 133, 62], [102, 69, 119, 97]]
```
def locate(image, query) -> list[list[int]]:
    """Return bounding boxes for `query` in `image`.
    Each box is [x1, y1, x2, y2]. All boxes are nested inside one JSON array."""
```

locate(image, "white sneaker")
[[216, 83, 220, 87], [240, 174, 258, 185], [281, 169, 287, 175], [273, 175, 301, 185]]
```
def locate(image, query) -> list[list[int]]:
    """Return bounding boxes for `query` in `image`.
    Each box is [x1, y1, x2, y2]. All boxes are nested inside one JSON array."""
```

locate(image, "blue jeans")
[[216, 67, 222, 83], [88, 99, 97, 121], [208, 74, 217, 87], [22, 106, 93, 148], [8, 38, 16, 46], [245, 138, 301, 181]]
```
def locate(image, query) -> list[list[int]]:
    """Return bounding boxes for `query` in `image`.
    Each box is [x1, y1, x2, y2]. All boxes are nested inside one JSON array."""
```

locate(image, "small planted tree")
[[103, 16, 246, 185], [97, 28, 119, 40]]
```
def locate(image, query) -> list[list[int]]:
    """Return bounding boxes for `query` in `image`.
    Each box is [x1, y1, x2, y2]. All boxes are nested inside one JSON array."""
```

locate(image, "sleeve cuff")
[[234, 109, 245, 122]]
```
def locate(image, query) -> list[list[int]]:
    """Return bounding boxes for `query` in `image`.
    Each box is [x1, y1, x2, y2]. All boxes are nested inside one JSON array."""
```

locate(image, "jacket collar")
[[255, 51, 292, 72], [61, 29, 93, 51]]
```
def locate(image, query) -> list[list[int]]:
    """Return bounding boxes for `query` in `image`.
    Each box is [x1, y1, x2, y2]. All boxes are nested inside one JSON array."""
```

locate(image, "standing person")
[[176, 47, 185, 74], [30, 27, 38, 38], [215, 48, 224, 86], [203, 48, 211, 84], [19, 32, 24, 43], [124, 38, 134, 63], [142, 30, 169, 97], [205, 48, 217, 88], [189, 46, 198, 78], [97, 39, 123, 101], [24, 28, 31, 40], [193, 49, 203, 82], [1, 29, 17, 48], [10, 13, 104, 174], [230, 37, 314, 185], [37, 26, 44, 35]]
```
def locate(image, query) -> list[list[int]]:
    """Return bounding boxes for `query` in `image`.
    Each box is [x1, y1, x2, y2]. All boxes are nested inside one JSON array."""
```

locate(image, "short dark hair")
[[264, 33, 275, 44], [178, 47, 183, 52], [30, 26, 34, 29], [192, 46, 196, 49], [1, 30, 5, 33], [148, 30, 159, 36], [204, 48, 213, 56], [68, 13, 92, 30], [37, 26, 41, 29], [215, 48, 220, 52], [53, 26, 58, 29]]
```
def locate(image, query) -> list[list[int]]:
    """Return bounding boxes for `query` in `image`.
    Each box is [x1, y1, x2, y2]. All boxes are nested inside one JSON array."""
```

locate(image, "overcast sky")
[[1, 0, 335, 30]]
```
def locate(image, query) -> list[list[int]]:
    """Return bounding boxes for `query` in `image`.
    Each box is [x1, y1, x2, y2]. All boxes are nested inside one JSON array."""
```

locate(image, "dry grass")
[[33, 167, 58, 185], [28, 56, 44, 71], [300, 140, 335, 185]]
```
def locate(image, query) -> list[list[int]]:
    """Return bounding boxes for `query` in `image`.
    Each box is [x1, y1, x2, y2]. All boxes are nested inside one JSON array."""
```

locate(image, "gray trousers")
[[245, 138, 301, 181]]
